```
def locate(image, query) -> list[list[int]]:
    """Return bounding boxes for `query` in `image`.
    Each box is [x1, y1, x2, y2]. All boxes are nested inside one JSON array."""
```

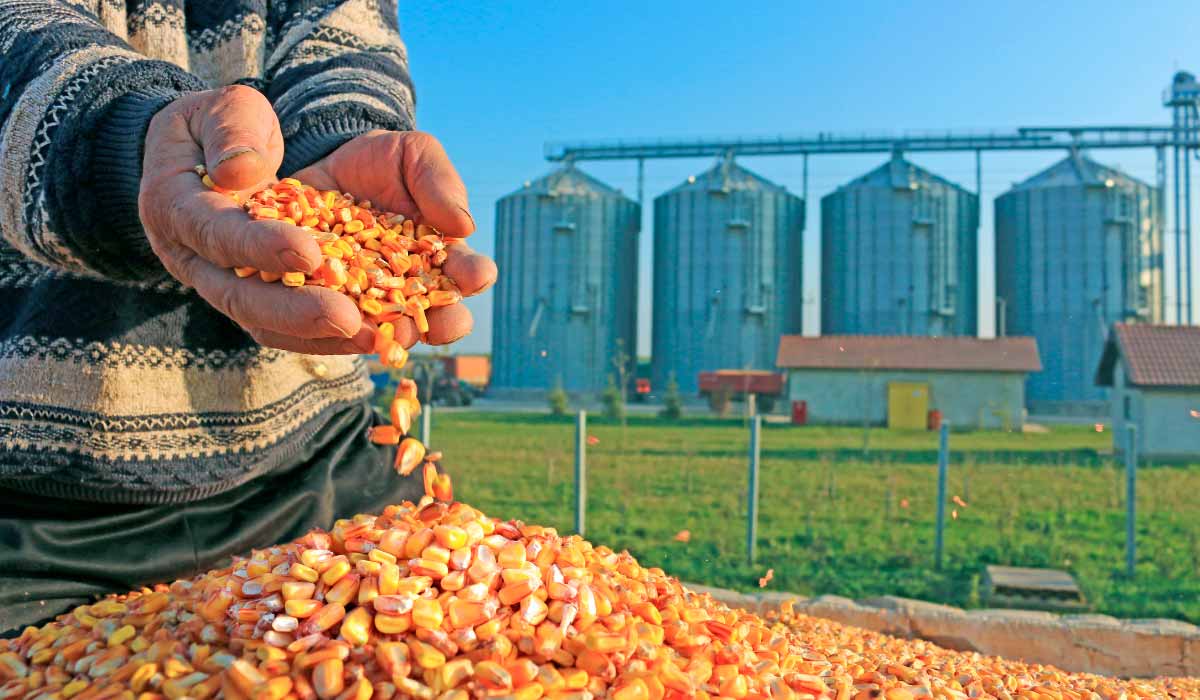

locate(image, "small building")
[[1096, 324, 1200, 461], [776, 335, 1041, 430]]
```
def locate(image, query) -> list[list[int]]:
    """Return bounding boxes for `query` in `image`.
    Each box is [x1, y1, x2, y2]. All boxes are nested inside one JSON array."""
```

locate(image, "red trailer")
[[698, 370, 785, 414], [698, 370, 785, 395]]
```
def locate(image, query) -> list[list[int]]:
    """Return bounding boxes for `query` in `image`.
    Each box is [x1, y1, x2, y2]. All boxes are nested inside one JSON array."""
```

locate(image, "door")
[[888, 382, 929, 430]]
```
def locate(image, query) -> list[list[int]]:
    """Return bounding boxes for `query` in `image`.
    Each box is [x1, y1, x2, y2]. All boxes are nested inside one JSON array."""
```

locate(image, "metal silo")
[[995, 153, 1163, 412], [491, 165, 640, 394], [821, 156, 979, 336], [651, 156, 804, 395]]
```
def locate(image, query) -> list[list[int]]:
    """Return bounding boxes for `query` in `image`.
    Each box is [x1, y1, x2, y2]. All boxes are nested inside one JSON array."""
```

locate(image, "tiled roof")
[[1096, 324, 1200, 388], [776, 335, 1042, 373]]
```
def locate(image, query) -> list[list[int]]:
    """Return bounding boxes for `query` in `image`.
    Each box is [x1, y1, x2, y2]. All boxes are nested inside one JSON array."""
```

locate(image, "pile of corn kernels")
[[2, 500, 1197, 700]]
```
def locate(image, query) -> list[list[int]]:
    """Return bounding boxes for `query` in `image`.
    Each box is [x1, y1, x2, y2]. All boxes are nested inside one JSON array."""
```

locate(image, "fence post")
[[575, 410, 587, 537], [1125, 424, 1138, 577], [935, 421, 950, 570], [421, 402, 433, 446], [747, 415, 762, 565]]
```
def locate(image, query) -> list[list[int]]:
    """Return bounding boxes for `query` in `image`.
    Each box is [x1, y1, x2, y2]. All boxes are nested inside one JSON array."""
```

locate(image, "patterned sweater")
[[0, 0, 416, 504]]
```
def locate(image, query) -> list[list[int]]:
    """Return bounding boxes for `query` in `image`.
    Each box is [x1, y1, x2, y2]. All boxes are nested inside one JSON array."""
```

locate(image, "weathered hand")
[[138, 86, 373, 354], [292, 130, 497, 347]]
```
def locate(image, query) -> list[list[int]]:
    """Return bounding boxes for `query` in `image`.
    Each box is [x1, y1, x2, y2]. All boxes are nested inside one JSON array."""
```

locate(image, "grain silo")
[[490, 165, 640, 394], [995, 153, 1163, 413], [821, 156, 979, 336], [651, 157, 804, 395]]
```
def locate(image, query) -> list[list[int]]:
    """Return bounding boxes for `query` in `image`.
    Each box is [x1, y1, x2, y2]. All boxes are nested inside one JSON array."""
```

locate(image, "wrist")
[[281, 107, 413, 175]]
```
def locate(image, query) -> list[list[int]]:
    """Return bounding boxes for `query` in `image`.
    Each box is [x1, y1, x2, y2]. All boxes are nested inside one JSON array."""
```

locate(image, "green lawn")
[[422, 409, 1200, 623]]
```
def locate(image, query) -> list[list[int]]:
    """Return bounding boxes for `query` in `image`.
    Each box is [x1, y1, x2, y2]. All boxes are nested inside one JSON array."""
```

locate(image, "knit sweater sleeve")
[[266, 0, 417, 176], [0, 2, 204, 281]]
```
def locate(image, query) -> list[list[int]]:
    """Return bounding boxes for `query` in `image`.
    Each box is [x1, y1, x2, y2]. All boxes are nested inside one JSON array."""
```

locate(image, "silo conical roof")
[[505, 164, 626, 199], [838, 155, 973, 193], [660, 158, 789, 196], [1005, 153, 1152, 193]]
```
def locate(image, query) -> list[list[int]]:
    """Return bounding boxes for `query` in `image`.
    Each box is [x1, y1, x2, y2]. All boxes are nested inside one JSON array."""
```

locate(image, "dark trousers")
[[0, 402, 423, 634]]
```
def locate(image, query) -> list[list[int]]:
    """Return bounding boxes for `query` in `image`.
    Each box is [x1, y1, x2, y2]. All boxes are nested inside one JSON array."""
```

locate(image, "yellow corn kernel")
[[412, 598, 444, 630], [321, 557, 352, 585], [312, 658, 344, 700], [407, 641, 445, 670], [282, 581, 316, 600], [394, 438, 426, 476], [289, 563, 319, 582], [341, 607, 372, 647], [107, 624, 136, 648]]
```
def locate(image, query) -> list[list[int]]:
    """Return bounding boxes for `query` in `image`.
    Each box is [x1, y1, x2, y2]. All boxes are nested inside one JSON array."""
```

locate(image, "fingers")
[[173, 249, 364, 340], [246, 327, 375, 355], [401, 132, 475, 237], [192, 85, 284, 191], [442, 244, 497, 297], [391, 316, 421, 349], [424, 303, 474, 346]]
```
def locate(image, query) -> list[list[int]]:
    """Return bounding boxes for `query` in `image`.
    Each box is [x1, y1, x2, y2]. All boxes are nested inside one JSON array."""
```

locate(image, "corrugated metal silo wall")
[[821, 170, 978, 336], [651, 181, 805, 395], [491, 184, 640, 394], [995, 179, 1162, 406]]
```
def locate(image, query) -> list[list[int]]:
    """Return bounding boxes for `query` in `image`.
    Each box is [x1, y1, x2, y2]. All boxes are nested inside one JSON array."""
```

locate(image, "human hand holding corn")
[[137, 86, 495, 355]]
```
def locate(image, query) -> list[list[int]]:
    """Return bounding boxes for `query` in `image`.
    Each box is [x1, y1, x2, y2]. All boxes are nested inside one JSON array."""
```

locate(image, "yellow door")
[[887, 382, 929, 430]]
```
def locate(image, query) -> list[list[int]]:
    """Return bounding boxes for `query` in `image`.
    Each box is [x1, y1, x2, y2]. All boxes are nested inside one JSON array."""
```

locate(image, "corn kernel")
[[281, 271, 306, 287]]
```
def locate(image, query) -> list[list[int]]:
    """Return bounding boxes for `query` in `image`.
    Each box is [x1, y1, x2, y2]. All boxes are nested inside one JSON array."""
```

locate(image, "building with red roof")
[[776, 335, 1041, 430], [1096, 324, 1200, 460]]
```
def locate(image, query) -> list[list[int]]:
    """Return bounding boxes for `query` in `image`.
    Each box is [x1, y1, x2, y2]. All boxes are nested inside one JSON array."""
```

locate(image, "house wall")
[[1111, 359, 1200, 460], [785, 369, 1026, 429]]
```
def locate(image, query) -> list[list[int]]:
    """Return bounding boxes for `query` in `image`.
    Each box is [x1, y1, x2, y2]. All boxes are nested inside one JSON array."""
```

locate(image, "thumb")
[[193, 85, 283, 191]]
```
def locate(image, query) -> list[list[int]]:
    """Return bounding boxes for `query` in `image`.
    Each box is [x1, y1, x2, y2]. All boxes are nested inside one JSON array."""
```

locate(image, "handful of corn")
[[196, 174, 454, 491], [198, 170, 462, 371], [2, 499, 1198, 700]]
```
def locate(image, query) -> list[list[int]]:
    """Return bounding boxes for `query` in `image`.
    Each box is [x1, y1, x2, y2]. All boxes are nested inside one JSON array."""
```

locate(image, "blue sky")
[[400, 0, 1199, 356]]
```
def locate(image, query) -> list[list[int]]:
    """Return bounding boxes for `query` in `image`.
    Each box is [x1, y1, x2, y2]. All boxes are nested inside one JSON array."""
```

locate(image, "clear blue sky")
[[400, 0, 1199, 356]]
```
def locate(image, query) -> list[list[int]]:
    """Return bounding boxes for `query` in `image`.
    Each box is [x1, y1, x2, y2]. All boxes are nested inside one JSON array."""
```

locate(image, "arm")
[[264, 0, 417, 175], [0, 1, 204, 280]]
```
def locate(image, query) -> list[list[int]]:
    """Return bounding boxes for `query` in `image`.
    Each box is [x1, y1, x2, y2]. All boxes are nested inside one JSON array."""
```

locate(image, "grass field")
[[423, 409, 1200, 623]]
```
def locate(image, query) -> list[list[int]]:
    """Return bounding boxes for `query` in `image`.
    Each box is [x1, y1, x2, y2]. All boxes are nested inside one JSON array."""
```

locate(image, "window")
[[1123, 395, 1132, 421]]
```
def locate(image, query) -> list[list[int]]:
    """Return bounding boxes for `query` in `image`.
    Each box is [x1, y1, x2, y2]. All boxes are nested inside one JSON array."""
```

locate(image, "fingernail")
[[279, 249, 316, 273], [458, 205, 476, 233], [217, 147, 256, 165], [319, 317, 356, 339]]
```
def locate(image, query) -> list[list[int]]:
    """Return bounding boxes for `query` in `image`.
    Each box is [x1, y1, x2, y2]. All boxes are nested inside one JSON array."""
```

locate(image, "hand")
[[292, 130, 497, 347], [138, 86, 373, 354]]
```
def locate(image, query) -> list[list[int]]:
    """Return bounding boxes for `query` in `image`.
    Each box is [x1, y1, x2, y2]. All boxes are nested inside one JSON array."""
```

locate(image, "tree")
[[608, 339, 631, 427], [601, 374, 626, 422], [660, 372, 683, 420], [547, 376, 569, 416], [611, 339, 632, 405]]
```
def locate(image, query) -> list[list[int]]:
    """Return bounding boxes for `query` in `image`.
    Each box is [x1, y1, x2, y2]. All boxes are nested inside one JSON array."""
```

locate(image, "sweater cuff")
[[83, 87, 181, 281], [281, 107, 414, 176]]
